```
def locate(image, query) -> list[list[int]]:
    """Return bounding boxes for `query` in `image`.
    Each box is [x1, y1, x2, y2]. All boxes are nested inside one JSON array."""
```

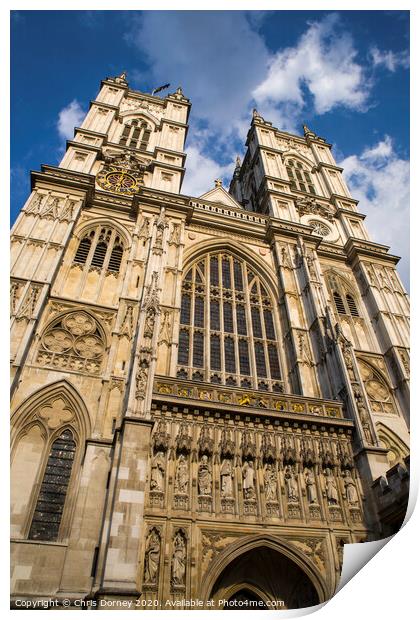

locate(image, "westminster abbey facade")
[[10, 73, 410, 609]]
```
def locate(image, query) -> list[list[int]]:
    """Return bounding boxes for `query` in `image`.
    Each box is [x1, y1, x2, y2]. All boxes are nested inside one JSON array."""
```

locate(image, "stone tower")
[[10, 75, 409, 609]]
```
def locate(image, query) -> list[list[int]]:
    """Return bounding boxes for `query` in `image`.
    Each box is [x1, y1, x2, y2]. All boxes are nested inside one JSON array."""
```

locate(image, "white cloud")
[[370, 46, 409, 72], [181, 143, 236, 198], [253, 14, 369, 121], [125, 12, 269, 135], [124, 11, 408, 252], [125, 12, 373, 185], [57, 100, 85, 140], [339, 137, 409, 287], [360, 136, 393, 162], [125, 12, 269, 192]]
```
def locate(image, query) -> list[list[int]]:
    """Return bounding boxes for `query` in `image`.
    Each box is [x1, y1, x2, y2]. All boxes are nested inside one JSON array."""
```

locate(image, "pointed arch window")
[[285, 158, 316, 195], [73, 226, 126, 274], [332, 289, 360, 317], [28, 429, 76, 541], [177, 252, 284, 391], [119, 119, 151, 152], [326, 271, 368, 349]]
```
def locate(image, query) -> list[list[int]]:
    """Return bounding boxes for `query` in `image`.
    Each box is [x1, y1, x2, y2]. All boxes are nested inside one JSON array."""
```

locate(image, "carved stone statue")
[[353, 388, 374, 445], [154, 212, 167, 249], [144, 529, 160, 584], [169, 223, 181, 244], [361, 421, 373, 445], [264, 463, 277, 502], [198, 455, 212, 495], [155, 226, 164, 248], [171, 531, 186, 586], [150, 452, 165, 491], [284, 464, 299, 502], [135, 363, 148, 400], [175, 454, 189, 494], [280, 246, 292, 269], [324, 468, 339, 504], [242, 460, 256, 499], [305, 468, 317, 504], [220, 458, 233, 497], [343, 470, 358, 505], [342, 345, 356, 381], [306, 251, 317, 279], [144, 307, 156, 339], [158, 310, 172, 344]]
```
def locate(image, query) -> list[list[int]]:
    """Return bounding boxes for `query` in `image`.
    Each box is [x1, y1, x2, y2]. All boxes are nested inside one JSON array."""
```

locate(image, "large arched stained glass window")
[[177, 252, 284, 392]]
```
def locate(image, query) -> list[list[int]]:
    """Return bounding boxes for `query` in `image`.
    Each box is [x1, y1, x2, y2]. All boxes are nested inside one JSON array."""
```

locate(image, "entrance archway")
[[209, 545, 320, 610]]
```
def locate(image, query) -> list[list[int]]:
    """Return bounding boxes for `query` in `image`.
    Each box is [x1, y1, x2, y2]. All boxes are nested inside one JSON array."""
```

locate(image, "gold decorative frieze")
[[153, 377, 344, 419]]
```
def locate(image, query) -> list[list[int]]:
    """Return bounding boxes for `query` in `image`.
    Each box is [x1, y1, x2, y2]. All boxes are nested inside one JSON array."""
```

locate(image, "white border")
[[3, 2, 417, 618]]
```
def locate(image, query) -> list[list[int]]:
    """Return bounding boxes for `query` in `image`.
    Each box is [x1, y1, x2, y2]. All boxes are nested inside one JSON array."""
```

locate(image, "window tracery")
[[73, 226, 125, 274], [177, 252, 283, 391], [36, 310, 106, 374], [285, 159, 316, 194], [119, 119, 151, 151], [326, 271, 368, 349], [326, 273, 360, 318], [308, 220, 331, 237], [376, 423, 409, 467], [358, 360, 396, 415]]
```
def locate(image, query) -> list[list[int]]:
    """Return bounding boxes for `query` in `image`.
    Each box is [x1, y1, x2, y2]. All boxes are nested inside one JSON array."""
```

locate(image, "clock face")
[[96, 167, 142, 195]]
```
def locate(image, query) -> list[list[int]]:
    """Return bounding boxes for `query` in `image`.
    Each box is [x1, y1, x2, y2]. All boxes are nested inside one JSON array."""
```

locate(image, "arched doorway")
[[210, 546, 320, 610]]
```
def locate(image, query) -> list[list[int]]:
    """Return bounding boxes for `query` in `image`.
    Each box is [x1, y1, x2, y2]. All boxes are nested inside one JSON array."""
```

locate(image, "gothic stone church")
[[10, 73, 410, 609]]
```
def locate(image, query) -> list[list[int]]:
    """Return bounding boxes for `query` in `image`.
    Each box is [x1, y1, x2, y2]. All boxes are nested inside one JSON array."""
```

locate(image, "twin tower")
[[10, 72, 409, 609]]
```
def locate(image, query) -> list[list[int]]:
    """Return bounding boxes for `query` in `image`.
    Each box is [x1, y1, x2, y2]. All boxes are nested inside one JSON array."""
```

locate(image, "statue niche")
[[171, 530, 187, 590], [143, 528, 161, 589]]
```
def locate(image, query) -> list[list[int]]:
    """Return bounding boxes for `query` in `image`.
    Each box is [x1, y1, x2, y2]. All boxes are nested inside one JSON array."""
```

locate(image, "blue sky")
[[11, 10, 409, 285]]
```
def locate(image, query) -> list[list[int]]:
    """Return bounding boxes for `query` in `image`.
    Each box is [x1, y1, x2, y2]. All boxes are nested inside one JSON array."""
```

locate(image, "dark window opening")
[[28, 430, 76, 542]]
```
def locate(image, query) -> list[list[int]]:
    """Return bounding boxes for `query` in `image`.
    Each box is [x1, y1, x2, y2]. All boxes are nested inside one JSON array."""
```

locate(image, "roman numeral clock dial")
[[96, 166, 142, 195]]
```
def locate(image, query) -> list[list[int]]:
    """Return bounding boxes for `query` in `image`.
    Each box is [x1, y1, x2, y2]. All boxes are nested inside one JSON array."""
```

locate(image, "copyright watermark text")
[[13, 596, 286, 609]]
